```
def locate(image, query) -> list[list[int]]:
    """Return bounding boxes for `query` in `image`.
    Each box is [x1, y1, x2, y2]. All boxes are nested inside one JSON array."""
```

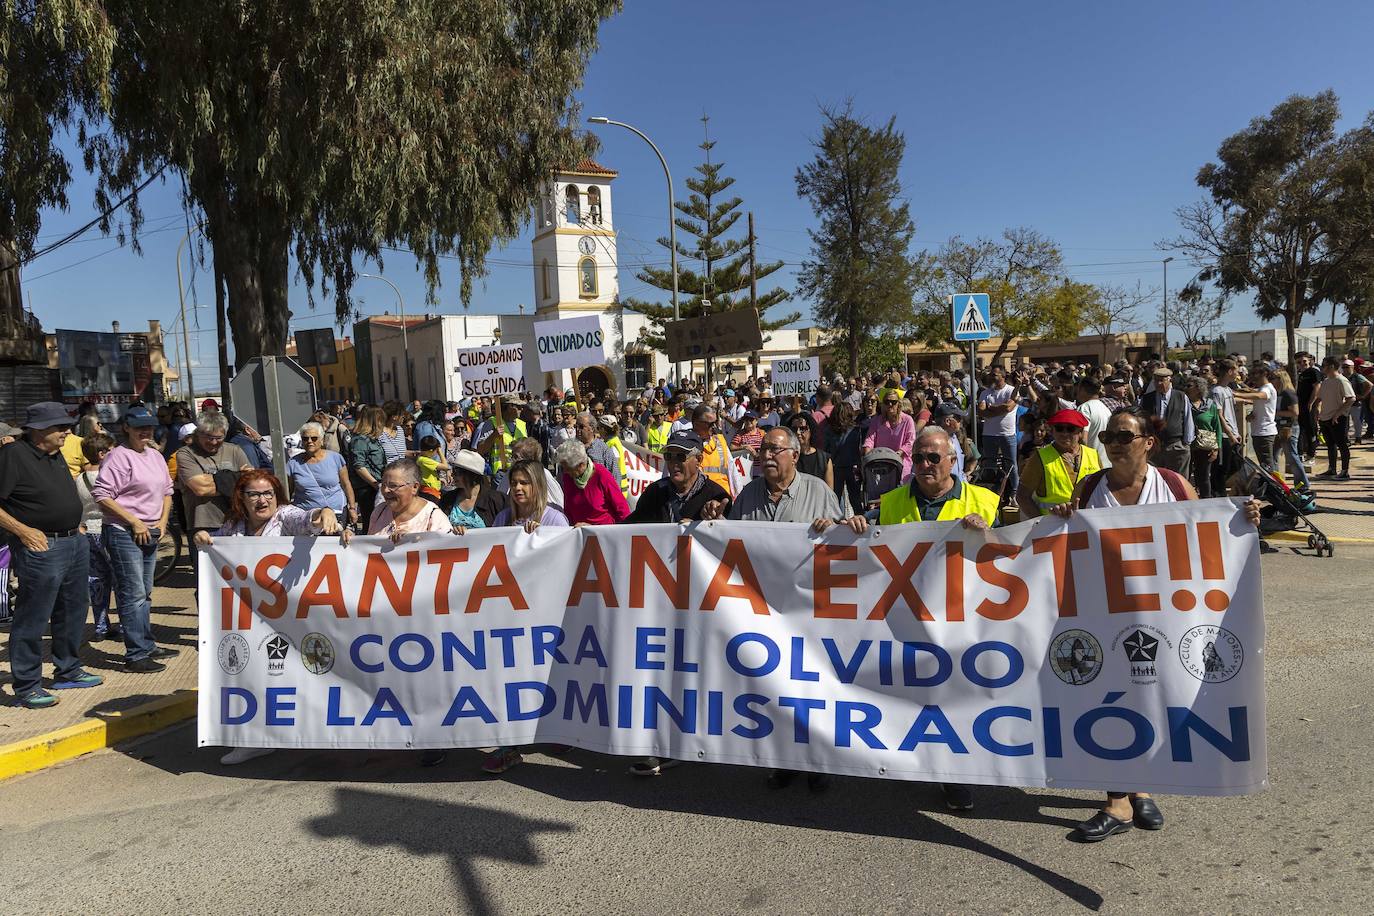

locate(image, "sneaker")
[[50, 670, 104, 690], [148, 646, 180, 660], [220, 747, 275, 766], [628, 756, 681, 777], [941, 783, 975, 811], [15, 688, 59, 709], [481, 749, 523, 774], [126, 657, 167, 673]]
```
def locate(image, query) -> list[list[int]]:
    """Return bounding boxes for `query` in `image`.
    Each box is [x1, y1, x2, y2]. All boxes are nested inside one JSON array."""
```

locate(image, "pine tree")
[[625, 118, 797, 355]]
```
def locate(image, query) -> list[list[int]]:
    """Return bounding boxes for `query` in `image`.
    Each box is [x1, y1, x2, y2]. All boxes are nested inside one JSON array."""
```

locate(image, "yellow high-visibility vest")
[[878, 480, 1000, 526], [1036, 444, 1100, 507], [647, 422, 672, 452]]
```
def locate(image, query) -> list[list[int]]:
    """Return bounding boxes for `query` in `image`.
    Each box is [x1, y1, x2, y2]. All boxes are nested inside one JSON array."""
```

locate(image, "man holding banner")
[[624, 431, 730, 524]]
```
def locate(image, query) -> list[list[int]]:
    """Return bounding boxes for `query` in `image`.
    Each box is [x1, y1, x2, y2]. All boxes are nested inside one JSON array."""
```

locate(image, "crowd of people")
[[0, 343, 1305, 842]]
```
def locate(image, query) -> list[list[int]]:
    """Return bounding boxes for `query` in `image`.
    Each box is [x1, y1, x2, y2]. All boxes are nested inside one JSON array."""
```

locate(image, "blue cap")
[[663, 430, 704, 453], [123, 405, 158, 427]]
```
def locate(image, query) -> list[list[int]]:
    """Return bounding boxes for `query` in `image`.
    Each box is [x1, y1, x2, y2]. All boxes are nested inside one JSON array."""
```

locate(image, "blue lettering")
[[351, 634, 384, 673], [491, 628, 525, 667], [960, 641, 1023, 689], [902, 641, 952, 687], [221, 686, 256, 725], [442, 686, 497, 725], [326, 686, 355, 726], [707, 690, 724, 736], [635, 627, 667, 670], [265, 687, 296, 726], [779, 696, 827, 744], [361, 687, 412, 726], [573, 625, 608, 667], [1167, 706, 1250, 763], [390, 633, 434, 673], [821, 638, 870, 684], [789, 636, 819, 682], [731, 694, 773, 739], [563, 681, 608, 726], [644, 687, 697, 734], [505, 681, 557, 721], [441, 631, 486, 671], [836, 701, 885, 749], [531, 626, 568, 665], [898, 705, 969, 753], [672, 628, 699, 673], [1074, 694, 1155, 760], [725, 633, 780, 677], [1043, 706, 1063, 758], [973, 706, 1033, 756]]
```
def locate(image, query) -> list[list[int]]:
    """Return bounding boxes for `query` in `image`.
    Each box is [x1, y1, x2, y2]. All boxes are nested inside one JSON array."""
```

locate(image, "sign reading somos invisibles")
[[770, 356, 821, 398], [456, 344, 524, 397], [532, 315, 605, 373]]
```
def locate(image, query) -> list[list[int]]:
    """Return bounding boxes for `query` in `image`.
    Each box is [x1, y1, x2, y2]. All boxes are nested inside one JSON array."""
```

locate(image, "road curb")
[[1265, 530, 1374, 546], [0, 689, 197, 781]]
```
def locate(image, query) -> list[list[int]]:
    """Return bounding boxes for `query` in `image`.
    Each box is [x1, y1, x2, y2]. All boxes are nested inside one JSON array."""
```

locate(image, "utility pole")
[[1162, 256, 1174, 359], [214, 263, 232, 414], [748, 212, 760, 379]]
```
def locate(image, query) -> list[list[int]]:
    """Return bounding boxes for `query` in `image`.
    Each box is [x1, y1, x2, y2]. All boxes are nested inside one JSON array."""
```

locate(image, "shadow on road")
[[143, 735, 1104, 911], [307, 786, 575, 916]]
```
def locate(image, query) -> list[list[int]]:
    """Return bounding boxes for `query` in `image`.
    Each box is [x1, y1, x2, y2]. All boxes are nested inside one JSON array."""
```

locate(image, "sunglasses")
[[1099, 431, 1146, 446], [1051, 424, 1081, 434], [911, 451, 947, 466], [883, 399, 901, 406]]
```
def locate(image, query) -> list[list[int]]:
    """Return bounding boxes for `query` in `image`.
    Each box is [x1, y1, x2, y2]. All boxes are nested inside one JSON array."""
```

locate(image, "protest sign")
[[456, 344, 524, 397], [532, 316, 605, 373], [199, 499, 1266, 796], [770, 357, 821, 399], [622, 443, 752, 506]]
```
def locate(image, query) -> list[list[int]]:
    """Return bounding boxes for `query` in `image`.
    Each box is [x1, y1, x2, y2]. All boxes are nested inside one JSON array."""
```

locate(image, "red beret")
[[1048, 408, 1089, 428]]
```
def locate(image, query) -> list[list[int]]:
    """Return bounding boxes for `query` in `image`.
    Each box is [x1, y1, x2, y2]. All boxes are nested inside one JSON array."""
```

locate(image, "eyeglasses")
[[244, 490, 276, 502], [1051, 424, 1081, 434], [300, 435, 321, 442], [911, 452, 947, 466], [758, 444, 797, 456], [1099, 431, 1146, 446], [380, 481, 418, 492]]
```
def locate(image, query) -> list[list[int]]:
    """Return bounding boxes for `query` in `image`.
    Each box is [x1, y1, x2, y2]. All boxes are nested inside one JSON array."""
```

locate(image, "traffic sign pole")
[[261, 355, 292, 491]]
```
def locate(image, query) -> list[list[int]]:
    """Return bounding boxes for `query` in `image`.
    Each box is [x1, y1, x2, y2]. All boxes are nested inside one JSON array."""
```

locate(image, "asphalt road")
[[2, 544, 1372, 915]]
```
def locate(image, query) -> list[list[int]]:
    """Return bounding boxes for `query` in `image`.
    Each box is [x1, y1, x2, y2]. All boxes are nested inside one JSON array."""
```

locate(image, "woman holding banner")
[[1058, 408, 1260, 842], [194, 468, 349, 766], [446, 450, 505, 530], [367, 459, 453, 539], [476, 458, 572, 774]]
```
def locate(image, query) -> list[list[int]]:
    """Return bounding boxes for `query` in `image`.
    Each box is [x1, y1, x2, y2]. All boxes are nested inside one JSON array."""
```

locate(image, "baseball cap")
[[934, 402, 965, 420], [596, 414, 618, 430], [200, 398, 220, 411], [122, 405, 159, 427], [177, 422, 198, 440], [21, 402, 74, 430], [663, 430, 704, 454]]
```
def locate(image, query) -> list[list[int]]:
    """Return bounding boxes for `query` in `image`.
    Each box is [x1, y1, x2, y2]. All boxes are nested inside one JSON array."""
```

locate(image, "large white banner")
[[456, 344, 524, 397], [532, 316, 605, 373], [198, 500, 1266, 795]]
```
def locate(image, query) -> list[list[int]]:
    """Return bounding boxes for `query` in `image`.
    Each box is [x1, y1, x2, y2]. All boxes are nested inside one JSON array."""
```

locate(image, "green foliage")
[[0, 0, 113, 256], [81, 0, 621, 362], [1171, 90, 1374, 364], [795, 101, 920, 377], [911, 227, 1093, 365], [832, 332, 902, 376], [624, 125, 796, 352]]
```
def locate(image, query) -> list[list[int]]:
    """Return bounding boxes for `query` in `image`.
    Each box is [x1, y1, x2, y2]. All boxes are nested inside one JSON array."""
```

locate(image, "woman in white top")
[[1235, 364, 1278, 473], [1055, 409, 1259, 843], [367, 458, 453, 539]]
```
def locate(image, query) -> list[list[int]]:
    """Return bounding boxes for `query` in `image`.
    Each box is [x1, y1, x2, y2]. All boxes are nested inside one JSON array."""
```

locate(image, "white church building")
[[359, 159, 814, 403]]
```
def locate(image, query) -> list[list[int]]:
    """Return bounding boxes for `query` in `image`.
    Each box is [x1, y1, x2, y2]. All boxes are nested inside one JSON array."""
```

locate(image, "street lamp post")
[[175, 227, 202, 405], [1161, 256, 1175, 359], [360, 273, 412, 401], [588, 116, 681, 383]]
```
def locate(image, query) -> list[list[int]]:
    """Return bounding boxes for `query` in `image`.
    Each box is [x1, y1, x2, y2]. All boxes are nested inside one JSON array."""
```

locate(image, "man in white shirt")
[[977, 367, 1019, 492], [1234, 364, 1277, 472], [1075, 377, 1114, 468]]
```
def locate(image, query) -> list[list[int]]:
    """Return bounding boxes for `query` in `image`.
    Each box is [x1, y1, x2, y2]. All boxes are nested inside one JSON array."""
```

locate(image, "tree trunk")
[[208, 208, 291, 368], [1285, 282, 1299, 376]]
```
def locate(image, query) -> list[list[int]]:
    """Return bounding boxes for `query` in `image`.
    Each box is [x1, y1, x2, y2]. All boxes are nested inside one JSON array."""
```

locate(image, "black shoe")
[[419, 750, 447, 768], [1337, 471, 1351, 481], [126, 657, 166, 673], [1130, 796, 1165, 830], [105, 627, 123, 642], [766, 768, 795, 789], [807, 772, 830, 794], [941, 783, 974, 811], [1071, 810, 1133, 842], [148, 646, 180, 660]]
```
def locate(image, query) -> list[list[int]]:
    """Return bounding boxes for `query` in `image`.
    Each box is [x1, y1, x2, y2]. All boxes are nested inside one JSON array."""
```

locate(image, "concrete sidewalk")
[[1265, 435, 1374, 543], [0, 564, 199, 776]]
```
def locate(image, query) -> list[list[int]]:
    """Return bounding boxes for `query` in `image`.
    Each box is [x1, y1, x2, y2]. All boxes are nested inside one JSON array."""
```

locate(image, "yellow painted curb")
[[0, 689, 197, 781], [1264, 530, 1374, 546]]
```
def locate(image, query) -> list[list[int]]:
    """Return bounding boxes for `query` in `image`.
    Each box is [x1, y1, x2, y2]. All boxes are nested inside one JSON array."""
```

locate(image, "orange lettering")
[[812, 544, 858, 619], [357, 551, 420, 617], [253, 554, 290, 619], [944, 541, 965, 622], [427, 547, 470, 615], [975, 543, 1027, 620], [630, 535, 690, 610], [1101, 526, 1159, 613], [296, 554, 348, 619], [1164, 524, 1192, 579], [1197, 521, 1225, 579], [1031, 532, 1090, 617], [466, 545, 529, 613], [701, 539, 769, 615], [567, 537, 619, 607], [868, 542, 934, 621]]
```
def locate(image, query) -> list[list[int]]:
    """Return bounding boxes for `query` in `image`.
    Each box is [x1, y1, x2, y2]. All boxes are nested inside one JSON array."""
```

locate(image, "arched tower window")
[[565, 185, 581, 225], [541, 259, 551, 300], [578, 257, 598, 298], [587, 187, 602, 225]]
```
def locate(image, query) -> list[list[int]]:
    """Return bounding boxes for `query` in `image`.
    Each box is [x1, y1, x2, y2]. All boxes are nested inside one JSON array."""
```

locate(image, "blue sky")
[[22, 1, 1374, 376]]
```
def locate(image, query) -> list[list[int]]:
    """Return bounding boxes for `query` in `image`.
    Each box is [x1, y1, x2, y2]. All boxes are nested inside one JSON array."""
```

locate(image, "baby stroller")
[[1230, 456, 1333, 556], [862, 448, 905, 510]]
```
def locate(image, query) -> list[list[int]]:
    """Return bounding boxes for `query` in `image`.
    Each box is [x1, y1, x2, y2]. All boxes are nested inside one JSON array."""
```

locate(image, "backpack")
[[1074, 467, 1189, 508]]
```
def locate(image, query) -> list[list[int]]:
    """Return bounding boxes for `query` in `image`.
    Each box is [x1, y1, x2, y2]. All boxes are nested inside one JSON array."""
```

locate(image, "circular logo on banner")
[[300, 633, 335, 675], [1111, 624, 1174, 686], [1048, 629, 1103, 686], [1179, 625, 1243, 683], [217, 633, 250, 675]]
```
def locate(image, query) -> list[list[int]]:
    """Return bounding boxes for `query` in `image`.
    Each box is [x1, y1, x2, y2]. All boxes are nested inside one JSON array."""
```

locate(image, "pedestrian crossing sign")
[[951, 293, 992, 341]]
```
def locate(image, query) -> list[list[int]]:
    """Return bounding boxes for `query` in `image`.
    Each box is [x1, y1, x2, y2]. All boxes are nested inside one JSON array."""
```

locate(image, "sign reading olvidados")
[[532, 315, 605, 373]]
